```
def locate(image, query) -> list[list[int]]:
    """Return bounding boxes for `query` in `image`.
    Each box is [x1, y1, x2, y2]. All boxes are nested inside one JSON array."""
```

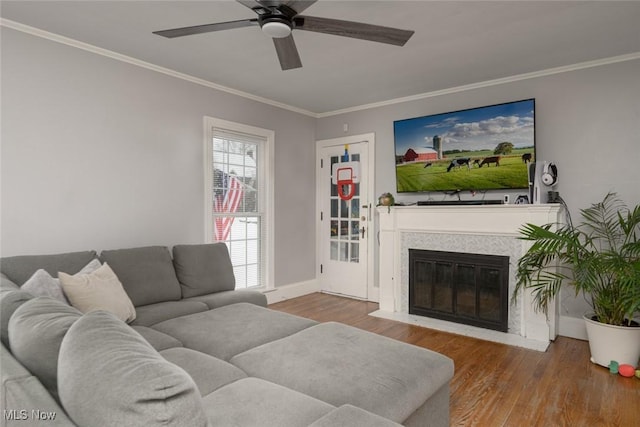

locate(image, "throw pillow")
[[8, 297, 82, 398], [21, 269, 67, 303], [21, 258, 102, 304], [59, 263, 136, 323], [58, 311, 208, 427]]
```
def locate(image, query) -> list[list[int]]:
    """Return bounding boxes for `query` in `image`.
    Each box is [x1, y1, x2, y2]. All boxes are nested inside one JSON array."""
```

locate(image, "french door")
[[317, 134, 375, 300]]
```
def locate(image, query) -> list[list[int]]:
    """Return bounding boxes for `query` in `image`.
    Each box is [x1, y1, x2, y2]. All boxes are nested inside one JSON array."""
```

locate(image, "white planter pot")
[[583, 314, 640, 368]]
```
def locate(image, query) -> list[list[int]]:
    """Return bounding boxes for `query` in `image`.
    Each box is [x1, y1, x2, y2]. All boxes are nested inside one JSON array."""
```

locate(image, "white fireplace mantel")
[[375, 204, 564, 351]]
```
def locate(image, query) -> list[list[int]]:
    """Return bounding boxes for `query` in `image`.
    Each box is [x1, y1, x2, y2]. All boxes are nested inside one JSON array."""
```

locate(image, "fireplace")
[[409, 249, 509, 332], [374, 204, 564, 351]]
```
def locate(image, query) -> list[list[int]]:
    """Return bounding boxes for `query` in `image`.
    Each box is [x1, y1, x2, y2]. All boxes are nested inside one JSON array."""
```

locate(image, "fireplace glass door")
[[409, 249, 509, 332]]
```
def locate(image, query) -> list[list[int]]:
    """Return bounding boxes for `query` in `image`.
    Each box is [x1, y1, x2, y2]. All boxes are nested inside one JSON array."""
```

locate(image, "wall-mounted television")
[[393, 99, 535, 193]]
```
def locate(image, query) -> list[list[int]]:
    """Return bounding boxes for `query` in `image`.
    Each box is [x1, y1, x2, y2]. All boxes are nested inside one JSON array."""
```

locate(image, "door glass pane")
[[350, 243, 359, 263], [340, 199, 349, 218], [339, 242, 348, 262], [340, 220, 349, 237], [330, 220, 338, 237], [330, 241, 338, 260], [351, 198, 359, 218], [351, 221, 359, 240], [331, 199, 338, 218]]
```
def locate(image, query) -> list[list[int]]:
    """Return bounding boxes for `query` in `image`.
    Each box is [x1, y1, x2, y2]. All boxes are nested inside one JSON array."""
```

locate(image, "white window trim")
[[203, 116, 275, 291]]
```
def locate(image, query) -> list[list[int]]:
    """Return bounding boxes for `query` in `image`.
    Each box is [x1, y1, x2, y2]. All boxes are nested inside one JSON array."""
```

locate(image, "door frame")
[[315, 133, 377, 302]]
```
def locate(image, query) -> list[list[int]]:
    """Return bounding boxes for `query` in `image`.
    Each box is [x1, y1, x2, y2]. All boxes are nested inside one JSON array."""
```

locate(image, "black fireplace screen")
[[409, 249, 509, 332]]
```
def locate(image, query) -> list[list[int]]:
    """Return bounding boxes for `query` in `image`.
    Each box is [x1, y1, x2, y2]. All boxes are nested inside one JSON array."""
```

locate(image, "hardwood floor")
[[269, 293, 640, 427]]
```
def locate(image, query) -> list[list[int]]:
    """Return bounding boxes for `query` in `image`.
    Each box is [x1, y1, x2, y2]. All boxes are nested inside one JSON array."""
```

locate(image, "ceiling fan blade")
[[153, 19, 258, 38], [273, 35, 302, 70], [295, 16, 414, 46]]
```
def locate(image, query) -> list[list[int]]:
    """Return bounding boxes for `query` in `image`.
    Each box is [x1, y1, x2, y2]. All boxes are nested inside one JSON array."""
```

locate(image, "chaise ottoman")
[[231, 321, 454, 427]]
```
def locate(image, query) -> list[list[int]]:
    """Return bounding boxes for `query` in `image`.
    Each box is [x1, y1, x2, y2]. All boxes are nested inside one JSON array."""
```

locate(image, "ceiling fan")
[[153, 0, 414, 70]]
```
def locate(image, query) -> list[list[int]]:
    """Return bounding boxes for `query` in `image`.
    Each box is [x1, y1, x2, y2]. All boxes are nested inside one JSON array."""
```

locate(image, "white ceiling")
[[2, 1, 639, 115]]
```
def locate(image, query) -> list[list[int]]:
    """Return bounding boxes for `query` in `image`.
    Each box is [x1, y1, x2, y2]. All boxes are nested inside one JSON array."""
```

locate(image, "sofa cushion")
[[184, 289, 267, 309], [130, 300, 209, 327], [58, 311, 208, 427], [200, 377, 334, 427], [0, 290, 34, 348], [152, 303, 317, 361], [8, 297, 81, 399], [21, 258, 102, 304], [0, 250, 98, 285], [131, 326, 183, 351], [172, 243, 235, 298], [59, 263, 136, 323], [100, 246, 182, 306], [159, 347, 247, 396], [230, 321, 455, 423], [309, 405, 403, 427]]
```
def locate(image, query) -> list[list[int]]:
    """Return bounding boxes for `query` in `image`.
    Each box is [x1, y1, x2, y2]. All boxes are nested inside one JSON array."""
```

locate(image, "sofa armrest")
[[0, 274, 20, 294], [1, 344, 75, 426]]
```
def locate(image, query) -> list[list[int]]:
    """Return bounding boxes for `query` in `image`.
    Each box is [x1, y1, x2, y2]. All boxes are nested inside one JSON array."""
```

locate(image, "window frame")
[[203, 116, 274, 291]]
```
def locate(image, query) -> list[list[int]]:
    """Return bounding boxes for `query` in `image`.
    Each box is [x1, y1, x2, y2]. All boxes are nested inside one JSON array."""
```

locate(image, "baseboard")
[[265, 279, 321, 305], [559, 315, 587, 341]]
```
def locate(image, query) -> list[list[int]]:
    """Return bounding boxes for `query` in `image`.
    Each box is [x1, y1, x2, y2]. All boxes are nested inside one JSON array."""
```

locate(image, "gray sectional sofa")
[[1, 244, 454, 427]]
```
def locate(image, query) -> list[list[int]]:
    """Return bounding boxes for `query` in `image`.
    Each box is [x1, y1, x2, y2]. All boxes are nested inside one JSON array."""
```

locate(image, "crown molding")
[[316, 52, 640, 118], [3, 18, 639, 119], [0, 18, 318, 118]]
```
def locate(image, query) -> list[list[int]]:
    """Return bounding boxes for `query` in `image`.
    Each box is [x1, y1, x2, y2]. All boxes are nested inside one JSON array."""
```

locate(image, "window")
[[204, 117, 273, 290]]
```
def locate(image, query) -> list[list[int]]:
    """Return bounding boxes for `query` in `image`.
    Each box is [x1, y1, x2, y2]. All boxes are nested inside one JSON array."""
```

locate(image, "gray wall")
[[317, 58, 640, 318], [316, 59, 640, 210], [0, 28, 317, 288], [3, 25, 639, 306]]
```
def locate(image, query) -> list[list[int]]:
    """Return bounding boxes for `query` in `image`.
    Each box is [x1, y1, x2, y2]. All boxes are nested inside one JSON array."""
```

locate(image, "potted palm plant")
[[513, 192, 640, 367]]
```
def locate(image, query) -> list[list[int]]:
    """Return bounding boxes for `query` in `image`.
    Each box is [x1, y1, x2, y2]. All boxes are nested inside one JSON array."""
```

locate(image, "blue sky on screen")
[[394, 99, 534, 155]]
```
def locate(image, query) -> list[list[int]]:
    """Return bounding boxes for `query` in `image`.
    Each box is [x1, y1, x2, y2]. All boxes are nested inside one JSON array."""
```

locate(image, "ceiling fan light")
[[262, 21, 291, 38]]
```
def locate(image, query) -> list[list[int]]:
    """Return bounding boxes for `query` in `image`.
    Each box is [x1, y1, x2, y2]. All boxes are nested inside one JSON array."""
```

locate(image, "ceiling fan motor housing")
[[260, 16, 292, 38]]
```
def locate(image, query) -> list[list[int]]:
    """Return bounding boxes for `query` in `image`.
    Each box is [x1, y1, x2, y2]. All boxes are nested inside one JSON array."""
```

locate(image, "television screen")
[[394, 99, 535, 193]]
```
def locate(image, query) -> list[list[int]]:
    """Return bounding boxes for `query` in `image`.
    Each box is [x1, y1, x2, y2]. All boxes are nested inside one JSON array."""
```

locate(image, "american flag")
[[213, 169, 244, 242]]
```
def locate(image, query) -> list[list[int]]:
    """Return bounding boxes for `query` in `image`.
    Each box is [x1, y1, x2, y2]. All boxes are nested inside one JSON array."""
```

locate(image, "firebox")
[[409, 249, 509, 332]]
